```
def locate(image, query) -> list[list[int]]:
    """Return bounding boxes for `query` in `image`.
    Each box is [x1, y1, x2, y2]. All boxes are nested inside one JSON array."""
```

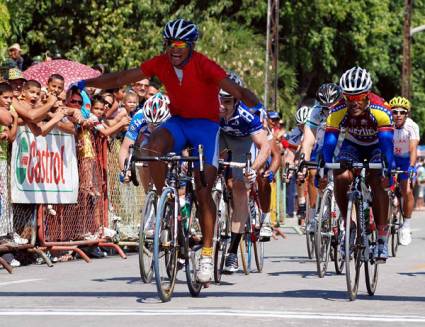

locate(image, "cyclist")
[[119, 93, 170, 192], [299, 83, 342, 232], [218, 72, 271, 273], [77, 19, 262, 283], [388, 96, 420, 246], [283, 105, 311, 224], [322, 66, 395, 262]]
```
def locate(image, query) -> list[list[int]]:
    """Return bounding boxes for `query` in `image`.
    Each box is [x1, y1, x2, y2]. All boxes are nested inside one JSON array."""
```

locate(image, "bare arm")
[[299, 126, 316, 161], [39, 111, 65, 136], [0, 108, 12, 126], [219, 78, 260, 107], [7, 110, 19, 142], [13, 95, 56, 123], [251, 129, 271, 171], [410, 139, 419, 167], [85, 68, 146, 89], [56, 118, 76, 135], [268, 139, 281, 174], [119, 137, 134, 171], [98, 117, 130, 137]]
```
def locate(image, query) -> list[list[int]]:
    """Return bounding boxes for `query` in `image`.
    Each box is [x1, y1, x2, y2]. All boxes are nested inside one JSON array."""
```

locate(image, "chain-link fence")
[[107, 139, 145, 244]]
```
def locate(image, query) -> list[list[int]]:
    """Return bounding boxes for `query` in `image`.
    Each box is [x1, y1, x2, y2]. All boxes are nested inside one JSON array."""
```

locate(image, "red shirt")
[[141, 51, 227, 122]]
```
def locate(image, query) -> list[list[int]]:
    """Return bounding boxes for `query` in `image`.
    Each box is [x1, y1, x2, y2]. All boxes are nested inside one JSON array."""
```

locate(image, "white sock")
[[403, 219, 411, 229]]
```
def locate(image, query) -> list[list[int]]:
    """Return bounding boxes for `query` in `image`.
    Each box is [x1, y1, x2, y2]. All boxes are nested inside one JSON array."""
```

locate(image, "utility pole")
[[264, 0, 280, 111], [401, 0, 412, 98]]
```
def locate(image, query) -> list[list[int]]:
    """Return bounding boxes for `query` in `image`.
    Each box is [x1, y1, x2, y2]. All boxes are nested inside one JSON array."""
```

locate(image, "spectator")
[[416, 160, 425, 210], [146, 80, 160, 100], [132, 79, 149, 101], [46, 74, 65, 97], [15, 80, 65, 136], [7, 68, 26, 98], [122, 91, 139, 117], [6, 44, 24, 71], [0, 83, 17, 142]]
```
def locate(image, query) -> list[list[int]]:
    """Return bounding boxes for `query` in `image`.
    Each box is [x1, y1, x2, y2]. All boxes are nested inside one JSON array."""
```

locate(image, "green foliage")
[[0, 1, 11, 61], [3, 0, 425, 135]]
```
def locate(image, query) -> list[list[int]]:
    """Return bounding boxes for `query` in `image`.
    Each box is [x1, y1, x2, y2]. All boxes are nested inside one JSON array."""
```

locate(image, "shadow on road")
[[1, 289, 424, 303]]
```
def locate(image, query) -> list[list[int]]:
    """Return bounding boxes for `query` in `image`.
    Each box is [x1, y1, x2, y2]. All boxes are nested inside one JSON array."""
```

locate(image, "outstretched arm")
[[85, 68, 146, 90]]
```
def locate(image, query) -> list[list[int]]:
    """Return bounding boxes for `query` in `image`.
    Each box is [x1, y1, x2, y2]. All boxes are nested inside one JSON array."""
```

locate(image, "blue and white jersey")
[[125, 109, 150, 142], [286, 126, 303, 147], [306, 102, 329, 147], [220, 102, 263, 137]]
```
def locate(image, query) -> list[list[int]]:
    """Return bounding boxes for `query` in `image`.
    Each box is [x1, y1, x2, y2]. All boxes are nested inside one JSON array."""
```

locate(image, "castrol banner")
[[11, 126, 79, 203]]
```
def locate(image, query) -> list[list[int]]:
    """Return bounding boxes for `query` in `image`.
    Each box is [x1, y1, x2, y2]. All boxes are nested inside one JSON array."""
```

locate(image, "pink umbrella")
[[23, 59, 101, 90]]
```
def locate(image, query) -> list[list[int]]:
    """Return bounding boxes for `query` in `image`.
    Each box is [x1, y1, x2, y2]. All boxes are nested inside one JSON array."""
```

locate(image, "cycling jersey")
[[220, 102, 263, 137], [306, 102, 329, 147], [140, 51, 227, 122], [394, 117, 420, 159], [125, 109, 149, 142], [326, 93, 393, 146], [323, 92, 394, 169]]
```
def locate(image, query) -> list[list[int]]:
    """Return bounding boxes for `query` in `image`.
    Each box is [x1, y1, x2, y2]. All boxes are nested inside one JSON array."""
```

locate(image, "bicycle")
[[237, 153, 265, 275], [133, 145, 206, 302], [286, 161, 314, 259], [300, 159, 343, 277], [324, 160, 383, 301], [212, 158, 234, 284]]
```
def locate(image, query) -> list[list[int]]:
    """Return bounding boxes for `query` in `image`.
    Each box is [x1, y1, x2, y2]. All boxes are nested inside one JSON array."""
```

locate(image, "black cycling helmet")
[[316, 83, 342, 106]]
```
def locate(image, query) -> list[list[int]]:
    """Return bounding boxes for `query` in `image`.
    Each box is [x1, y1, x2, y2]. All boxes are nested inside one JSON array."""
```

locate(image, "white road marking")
[[0, 279, 43, 287], [0, 309, 424, 322]]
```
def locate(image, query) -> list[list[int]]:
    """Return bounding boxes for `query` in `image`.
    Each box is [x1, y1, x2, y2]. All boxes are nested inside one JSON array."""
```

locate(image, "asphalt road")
[[0, 211, 424, 327]]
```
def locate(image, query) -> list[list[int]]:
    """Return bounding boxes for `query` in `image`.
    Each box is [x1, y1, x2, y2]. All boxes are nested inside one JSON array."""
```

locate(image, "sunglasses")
[[392, 109, 408, 116], [343, 92, 369, 103], [165, 40, 190, 49], [104, 101, 113, 108], [70, 99, 83, 105]]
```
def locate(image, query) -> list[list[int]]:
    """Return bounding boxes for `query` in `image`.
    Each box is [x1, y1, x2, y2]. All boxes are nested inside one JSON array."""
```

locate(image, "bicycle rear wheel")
[[213, 190, 230, 283], [345, 196, 362, 301], [138, 191, 156, 283], [315, 189, 332, 278], [153, 189, 178, 302], [305, 204, 315, 259], [391, 209, 403, 257], [365, 228, 379, 296]]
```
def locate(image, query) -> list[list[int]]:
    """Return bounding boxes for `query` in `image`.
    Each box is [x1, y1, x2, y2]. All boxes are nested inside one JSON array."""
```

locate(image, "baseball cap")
[[9, 43, 21, 51], [268, 111, 280, 120]]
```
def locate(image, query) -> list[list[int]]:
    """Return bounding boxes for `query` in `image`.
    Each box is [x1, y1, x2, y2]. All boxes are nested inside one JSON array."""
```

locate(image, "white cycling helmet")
[[339, 66, 372, 95], [163, 19, 199, 42], [295, 105, 311, 125], [219, 71, 243, 98], [143, 93, 171, 125]]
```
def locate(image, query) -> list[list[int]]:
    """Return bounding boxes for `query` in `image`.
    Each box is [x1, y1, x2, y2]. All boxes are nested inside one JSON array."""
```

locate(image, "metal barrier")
[[107, 139, 145, 246], [36, 130, 126, 261]]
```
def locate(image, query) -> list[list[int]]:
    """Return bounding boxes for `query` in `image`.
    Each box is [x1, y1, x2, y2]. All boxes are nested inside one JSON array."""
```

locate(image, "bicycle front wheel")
[[365, 227, 379, 296], [239, 233, 251, 275], [345, 196, 362, 301], [253, 239, 264, 272], [333, 216, 345, 275], [315, 189, 332, 278], [391, 208, 403, 257], [138, 191, 156, 283], [153, 188, 178, 302]]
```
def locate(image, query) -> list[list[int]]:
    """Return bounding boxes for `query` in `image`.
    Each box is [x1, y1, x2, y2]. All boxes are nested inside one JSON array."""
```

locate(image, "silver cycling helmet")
[[339, 66, 372, 95], [295, 105, 311, 125], [143, 92, 171, 125]]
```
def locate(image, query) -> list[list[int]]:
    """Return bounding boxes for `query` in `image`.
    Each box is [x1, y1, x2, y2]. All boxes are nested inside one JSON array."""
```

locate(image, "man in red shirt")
[[78, 19, 261, 283]]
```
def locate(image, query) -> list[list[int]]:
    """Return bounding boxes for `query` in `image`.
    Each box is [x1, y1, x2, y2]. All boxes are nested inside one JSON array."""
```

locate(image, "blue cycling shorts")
[[337, 140, 381, 164], [394, 156, 410, 181], [160, 116, 220, 168]]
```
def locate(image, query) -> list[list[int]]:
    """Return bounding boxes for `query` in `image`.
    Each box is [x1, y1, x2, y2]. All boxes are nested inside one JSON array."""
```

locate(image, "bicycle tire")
[[213, 190, 230, 283], [365, 228, 379, 296], [253, 240, 264, 272], [185, 203, 203, 297], [138, 191, 156, 283], [153, 188, 178, 302], [333, 216, 345, 275], [239, 236, 250, 275], [345, 196, 362, 301], [315, 189, 332, 278], [392, 210, 403, 257], [306, 229, 315, 259]]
